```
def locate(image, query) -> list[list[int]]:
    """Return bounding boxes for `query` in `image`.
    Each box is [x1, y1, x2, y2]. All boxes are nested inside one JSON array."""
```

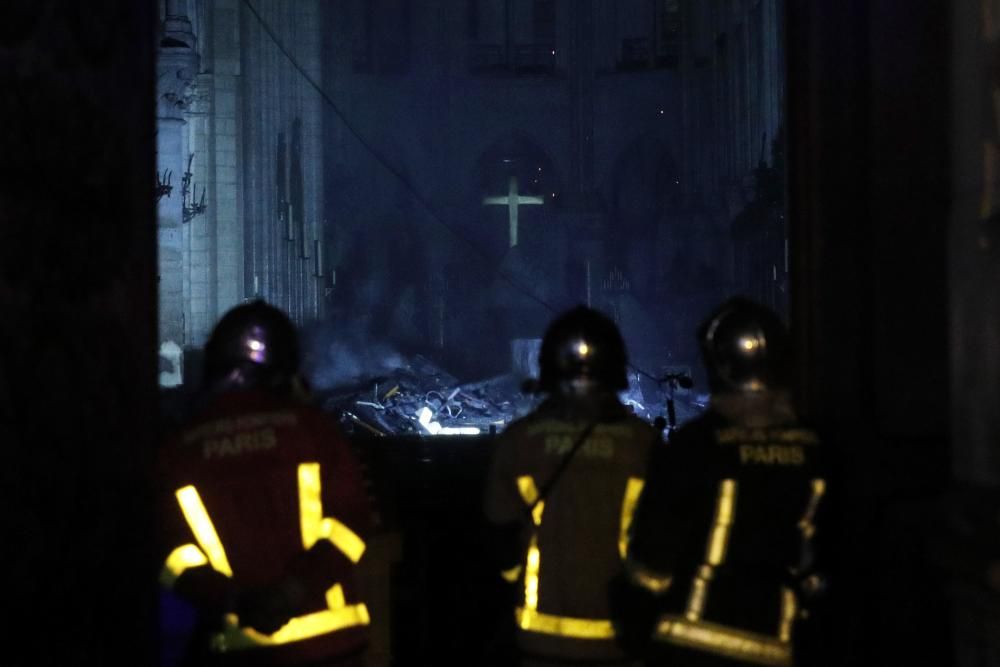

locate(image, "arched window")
[[613, 0, 681, 72], [468, 0, 558, 75]]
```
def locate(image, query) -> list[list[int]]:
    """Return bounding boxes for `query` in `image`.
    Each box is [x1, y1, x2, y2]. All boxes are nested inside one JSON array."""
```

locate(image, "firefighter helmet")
[[698, 297, 789, 394], [202, 300, 301, 393], [538, 306, 629, 395]]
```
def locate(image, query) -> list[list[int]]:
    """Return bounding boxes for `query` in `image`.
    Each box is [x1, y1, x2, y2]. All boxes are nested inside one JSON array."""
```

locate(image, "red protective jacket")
[[159, 390, 372, 666]]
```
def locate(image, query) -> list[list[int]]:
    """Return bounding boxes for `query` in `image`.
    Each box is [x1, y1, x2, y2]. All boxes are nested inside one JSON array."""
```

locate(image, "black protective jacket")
[[618, 393, 825, 667]]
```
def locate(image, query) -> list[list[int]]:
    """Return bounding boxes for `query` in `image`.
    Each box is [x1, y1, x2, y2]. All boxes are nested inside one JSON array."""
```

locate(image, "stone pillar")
[[157, 8, 200, 382], [211, 0, 245, 325], [570, 0, 596, 199]]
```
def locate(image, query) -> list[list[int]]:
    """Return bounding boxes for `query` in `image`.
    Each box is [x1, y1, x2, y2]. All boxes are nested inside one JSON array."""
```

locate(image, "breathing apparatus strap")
[[525, 419, 600, 522]]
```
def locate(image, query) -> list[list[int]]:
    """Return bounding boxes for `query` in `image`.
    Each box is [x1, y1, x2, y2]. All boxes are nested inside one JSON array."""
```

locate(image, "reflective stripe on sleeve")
[[298, 462, 367, 562], [707, 479, 737, 565], [625, 559, 673, 595], [516, 475, 544, 526], [618, 477, 645, 559], [160, 543, 209, 587], [320, 517, 366, 563], [516, 476, 545, 612], [212, 584, 371, 653], [778, 587, 797, 643], [299, 463, 325, 549], [798, 478, 826, 539], [685, 479, 738, 621], [176, 485, 233, 577]]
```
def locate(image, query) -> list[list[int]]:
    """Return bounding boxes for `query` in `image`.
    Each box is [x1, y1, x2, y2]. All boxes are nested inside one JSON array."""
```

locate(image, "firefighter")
[[613, 297, 826, 667], [484, 306, 659, 666], [158, 301, 372, 666]]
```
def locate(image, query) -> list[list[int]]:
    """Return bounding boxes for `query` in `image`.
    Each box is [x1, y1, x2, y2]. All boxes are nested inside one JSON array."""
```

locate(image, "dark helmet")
[[202, 300, 301, 393], [538, 306, 628, 395], [698, 297, 790, 394]]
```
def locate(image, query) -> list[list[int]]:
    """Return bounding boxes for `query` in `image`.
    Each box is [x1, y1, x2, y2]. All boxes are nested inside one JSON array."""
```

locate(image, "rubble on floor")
[[315, 354, 706, 437]]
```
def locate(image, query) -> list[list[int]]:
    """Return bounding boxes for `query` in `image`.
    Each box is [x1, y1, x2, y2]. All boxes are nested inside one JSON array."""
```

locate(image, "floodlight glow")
[[439, 426, 482, 435], [416, 406, 479, 436], [418, 407, 433, 425], [416, 407, 442, 435]]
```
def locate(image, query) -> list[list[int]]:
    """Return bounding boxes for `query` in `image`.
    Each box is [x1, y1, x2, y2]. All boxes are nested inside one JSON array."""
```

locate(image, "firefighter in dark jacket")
[[159, 301, 372, 666], [614, 297, 826, 667], [484, 306, 659, 666]]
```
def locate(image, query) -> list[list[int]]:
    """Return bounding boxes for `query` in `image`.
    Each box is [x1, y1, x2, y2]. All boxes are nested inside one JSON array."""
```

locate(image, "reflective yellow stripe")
[[524, 534, 542, 610], [298, 463, 367, 562], [176, 486, 233, 577], [213, 586, 371, 652], [654, 616, 792, 667], [326, 583, 346, 609], [320, 517, 366, 563], [515, 607, 616, 639], [707, 479, 737, 565], [517, 476, 539, 505], [516, 475, 543, 526], [160, 543, 209, 587], [618, 477, 645, 559], [501, 565, 523, 583], [778, 587, 797, 643], [176, 475, 369, 654], [516, 476, 545, 611], [299, 463, 325, 549], [686, 480, 738, 621], [625, 560, 673, 594], [515, 474, 647, 627], [798, 478, 826, 539], [686, 566, 712, 621]]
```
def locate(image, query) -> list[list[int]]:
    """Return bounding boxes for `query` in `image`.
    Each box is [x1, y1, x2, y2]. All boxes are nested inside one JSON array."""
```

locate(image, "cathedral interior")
[[2, 0, 1000, 665]]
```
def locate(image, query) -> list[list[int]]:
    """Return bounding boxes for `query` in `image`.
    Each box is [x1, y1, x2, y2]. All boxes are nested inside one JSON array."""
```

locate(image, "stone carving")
[[157, 53, 199, 116], [157, 9, 200, 117]]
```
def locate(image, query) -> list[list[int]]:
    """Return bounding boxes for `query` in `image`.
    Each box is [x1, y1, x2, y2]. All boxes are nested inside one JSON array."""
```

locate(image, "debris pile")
[[316, 355, 706, 437], [317, 355, 542, 437]]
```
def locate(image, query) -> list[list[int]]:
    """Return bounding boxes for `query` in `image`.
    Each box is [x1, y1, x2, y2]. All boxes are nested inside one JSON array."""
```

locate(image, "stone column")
[[211, 0, 245, 324], [157, 8, 200, 383], [570, 0, 596, 199]]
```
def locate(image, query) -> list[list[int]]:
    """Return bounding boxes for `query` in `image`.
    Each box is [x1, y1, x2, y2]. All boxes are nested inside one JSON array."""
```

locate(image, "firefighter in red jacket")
[[484, 306, 659, 666], [159, 301, 372, 666]]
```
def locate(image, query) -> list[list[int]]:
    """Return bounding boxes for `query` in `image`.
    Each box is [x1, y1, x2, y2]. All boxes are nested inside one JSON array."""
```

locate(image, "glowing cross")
[[483, 176, 544, 248]]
